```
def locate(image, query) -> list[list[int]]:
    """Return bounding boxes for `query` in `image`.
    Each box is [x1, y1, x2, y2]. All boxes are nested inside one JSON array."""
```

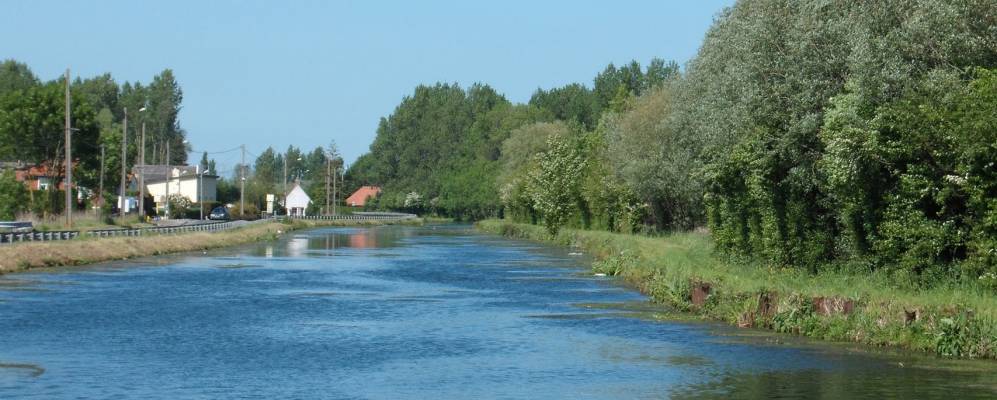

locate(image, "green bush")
[[0, 170, 27, 220]]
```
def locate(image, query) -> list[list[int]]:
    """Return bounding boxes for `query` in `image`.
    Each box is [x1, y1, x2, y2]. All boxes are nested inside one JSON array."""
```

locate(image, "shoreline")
[[0, 217, 422, 275], [475, 219, 997, 360]]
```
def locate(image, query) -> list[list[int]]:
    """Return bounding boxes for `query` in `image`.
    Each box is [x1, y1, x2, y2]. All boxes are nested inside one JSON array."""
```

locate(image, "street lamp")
[[199, 167, 210, 220]]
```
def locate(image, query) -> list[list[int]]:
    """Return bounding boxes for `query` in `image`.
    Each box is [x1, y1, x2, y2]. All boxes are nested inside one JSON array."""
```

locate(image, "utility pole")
[[332, 160, 337, 215], [325, 157, 331, 215], [120, 108, 128, 215], [240, 144, 245, 216], [64, 69, 72, 228], [165, 142, 171, 218], [98, 145, 105, 218], [138, 120, 145, 219], [283, 151, 288, 216], [199, 166, 205, 220]]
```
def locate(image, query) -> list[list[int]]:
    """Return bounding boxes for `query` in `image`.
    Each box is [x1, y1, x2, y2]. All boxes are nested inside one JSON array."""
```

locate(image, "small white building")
[[144, 166, 218, 214], [285, 183, 311, 216]]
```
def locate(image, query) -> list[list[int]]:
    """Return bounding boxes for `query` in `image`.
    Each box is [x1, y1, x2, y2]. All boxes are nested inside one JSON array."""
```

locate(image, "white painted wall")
[[146, 173, 217, 205], [286, 184, 311, 216]]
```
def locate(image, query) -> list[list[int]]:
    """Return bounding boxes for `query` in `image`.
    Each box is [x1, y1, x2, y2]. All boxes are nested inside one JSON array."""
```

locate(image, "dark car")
[[208, 206, 230, 220]]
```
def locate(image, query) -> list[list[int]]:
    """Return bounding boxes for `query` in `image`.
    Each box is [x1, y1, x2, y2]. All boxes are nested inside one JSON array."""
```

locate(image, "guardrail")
[[0, 212, 417, 245], [0, 221, 33, 233], [0, 220, 260, 245], [285, 212, 418, 221]]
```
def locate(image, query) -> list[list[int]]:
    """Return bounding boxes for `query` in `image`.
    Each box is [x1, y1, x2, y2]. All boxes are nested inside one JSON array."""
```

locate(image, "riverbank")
[[0, 217, 422, 274], [476, 219, 997, 359]]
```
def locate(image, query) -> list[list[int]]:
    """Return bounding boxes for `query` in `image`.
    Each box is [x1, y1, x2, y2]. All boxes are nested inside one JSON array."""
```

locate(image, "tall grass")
[[476, 219, 997, 359]]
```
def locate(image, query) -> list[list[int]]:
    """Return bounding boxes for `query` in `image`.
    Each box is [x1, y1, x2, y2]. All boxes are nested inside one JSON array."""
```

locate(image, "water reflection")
[[0, 224, 994, 399], [287, 236, 309, 257], [669, 365, 997, 399]]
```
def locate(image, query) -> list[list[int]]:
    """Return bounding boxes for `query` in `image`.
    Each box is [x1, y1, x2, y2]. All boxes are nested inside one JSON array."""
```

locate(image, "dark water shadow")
[[0, 362, 45, 378]]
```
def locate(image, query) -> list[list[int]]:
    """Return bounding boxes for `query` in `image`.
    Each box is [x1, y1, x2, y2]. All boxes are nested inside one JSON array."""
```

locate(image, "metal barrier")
[[0, 213, 417, 245], [285, 212, 417, 222]]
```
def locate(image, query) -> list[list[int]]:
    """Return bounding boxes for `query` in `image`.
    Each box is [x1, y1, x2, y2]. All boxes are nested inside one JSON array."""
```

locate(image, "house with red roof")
[[346, 186, 381, 207]]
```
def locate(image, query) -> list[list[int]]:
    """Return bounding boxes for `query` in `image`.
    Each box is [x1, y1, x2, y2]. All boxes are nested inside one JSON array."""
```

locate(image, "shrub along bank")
[[476, 219, 997, 359]]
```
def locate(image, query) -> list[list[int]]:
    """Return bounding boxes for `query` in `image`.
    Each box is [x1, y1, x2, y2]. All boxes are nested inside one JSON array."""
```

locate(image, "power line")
[[186, 145, 243, 155]]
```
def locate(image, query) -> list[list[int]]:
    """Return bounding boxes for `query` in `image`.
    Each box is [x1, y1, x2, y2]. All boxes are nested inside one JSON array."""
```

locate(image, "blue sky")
[[3, 0, 733, 171]]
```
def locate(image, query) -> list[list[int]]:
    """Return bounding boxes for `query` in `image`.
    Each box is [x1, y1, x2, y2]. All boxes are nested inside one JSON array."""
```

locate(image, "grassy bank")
[[0, 217, 422, 274], [476, 219, 997, 359]]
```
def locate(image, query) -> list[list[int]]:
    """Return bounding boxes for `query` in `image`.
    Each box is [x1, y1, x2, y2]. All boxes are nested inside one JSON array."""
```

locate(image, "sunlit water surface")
[[0, 225, 994, 399]]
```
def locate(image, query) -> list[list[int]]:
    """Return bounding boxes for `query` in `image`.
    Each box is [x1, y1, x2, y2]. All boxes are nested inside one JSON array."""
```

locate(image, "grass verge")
[[476, 219, 997, 359], [0, 217, 422, 274]]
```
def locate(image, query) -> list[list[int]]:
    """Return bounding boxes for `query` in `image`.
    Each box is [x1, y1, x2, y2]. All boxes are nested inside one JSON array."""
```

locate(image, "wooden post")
[[98, 144, 105, 218], [240, 144, 245, 216], [325, 157, 331, 215], [120, 108, 128, 215], [64, 69, 72, 228], [139, 122, 145, 219]]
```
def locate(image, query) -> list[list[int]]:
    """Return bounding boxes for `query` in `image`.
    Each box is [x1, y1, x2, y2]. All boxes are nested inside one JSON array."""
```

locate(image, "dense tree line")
[[0, 59, 186, 217], [347, 83, 550, 219], [351, 0, 996, 287], [687, 0, 996, 284]]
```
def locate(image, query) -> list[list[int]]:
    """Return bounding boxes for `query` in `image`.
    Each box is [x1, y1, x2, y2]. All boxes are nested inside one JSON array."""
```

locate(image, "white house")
[[285, 183, 311, 216], [143, 165, 218, 215]]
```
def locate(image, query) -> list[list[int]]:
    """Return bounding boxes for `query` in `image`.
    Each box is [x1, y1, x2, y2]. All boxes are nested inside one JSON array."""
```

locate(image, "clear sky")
[[3, 0, 733, 171]]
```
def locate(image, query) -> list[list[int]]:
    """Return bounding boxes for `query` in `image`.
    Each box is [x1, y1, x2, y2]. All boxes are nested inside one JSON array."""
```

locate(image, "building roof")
[[137, 165, 217, 184], [286, 183, 311, 208], [346, 186, 381, 207]]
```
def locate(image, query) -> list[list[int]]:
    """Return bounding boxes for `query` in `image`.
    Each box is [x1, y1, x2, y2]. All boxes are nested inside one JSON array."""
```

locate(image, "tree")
[[199, 152, 210, 172], [529, 84, 599, 130], [688, 0, 997, 271], [644, 58, 680, 89], [0, 169, 28, 219], [604, 85, 704, 230], [497, 121, 571, 222], [145, 69, 185, 164], [0, 59, 38, 97], [348, 82, 515, 218], [0, 81, 100, 188], [527, 134, 586, 236], [73, 73, 119, 118]]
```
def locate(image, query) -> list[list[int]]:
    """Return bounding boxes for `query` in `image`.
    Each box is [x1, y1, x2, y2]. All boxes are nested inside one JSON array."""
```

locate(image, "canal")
[[0, 224, 994, 399]]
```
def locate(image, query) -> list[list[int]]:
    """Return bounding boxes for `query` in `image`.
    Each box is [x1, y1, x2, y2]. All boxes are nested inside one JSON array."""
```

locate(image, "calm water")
[[0, 224, 994, 399]]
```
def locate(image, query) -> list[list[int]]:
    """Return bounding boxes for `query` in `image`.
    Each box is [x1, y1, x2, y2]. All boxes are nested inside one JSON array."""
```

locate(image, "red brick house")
[[2, 161, 67, 191]]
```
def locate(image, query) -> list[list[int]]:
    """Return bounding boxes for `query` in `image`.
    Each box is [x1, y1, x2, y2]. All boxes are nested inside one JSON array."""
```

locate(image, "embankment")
[[0, 217, 421, 274], [476, 219, 997, 359]]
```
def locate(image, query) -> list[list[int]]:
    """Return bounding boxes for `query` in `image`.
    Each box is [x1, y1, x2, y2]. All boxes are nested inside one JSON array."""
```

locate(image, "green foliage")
[[349, 0, 995, 292], [0, 61, 189, 221], [529, 84, 599, 130], [697, 0, 997, 279], [348, 83, 534, 219], [935, 311, 995, 359], [603, 85, 703, 230], [0, 169, 28, 219], [166, 193, 192, 218], [0, 59, 38, 97], [527, 135, 586, 236]]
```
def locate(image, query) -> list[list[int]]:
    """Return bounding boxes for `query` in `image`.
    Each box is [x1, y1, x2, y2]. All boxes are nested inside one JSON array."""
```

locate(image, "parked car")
[[208, 206, 230, 220]]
